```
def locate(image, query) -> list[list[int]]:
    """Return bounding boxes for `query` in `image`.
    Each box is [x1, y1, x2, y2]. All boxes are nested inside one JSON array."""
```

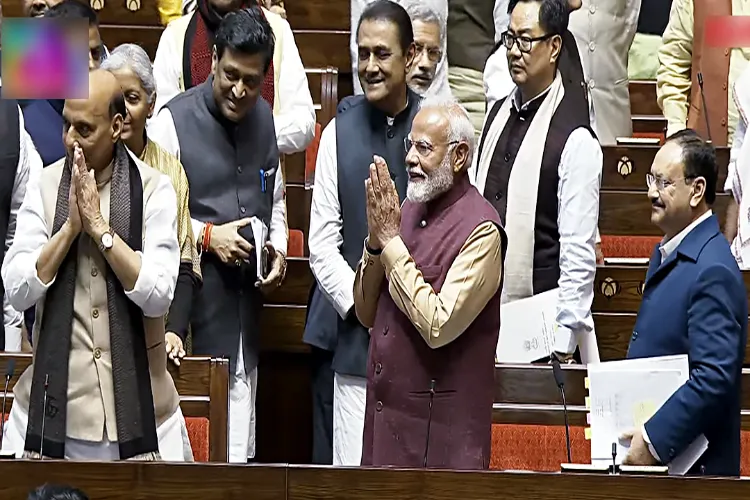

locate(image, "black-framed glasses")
[[501, 31, 554, 54], [646, 173, 695, 191], [414, 43, 442, 63], [405, 137, 459, 157]]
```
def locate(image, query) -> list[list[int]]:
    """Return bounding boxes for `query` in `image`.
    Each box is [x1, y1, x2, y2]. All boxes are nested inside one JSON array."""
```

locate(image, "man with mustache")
[[472, 0, 602, 364], [22, 0, 63, 18], [354, 97, 505, 468], [1, 69, 190, 461], [402, 1, 450, 98], [306, 0, 419, 466], [621, 130, 746, 476], [152, 0, 314, 157], [149, 8, 288, 463]]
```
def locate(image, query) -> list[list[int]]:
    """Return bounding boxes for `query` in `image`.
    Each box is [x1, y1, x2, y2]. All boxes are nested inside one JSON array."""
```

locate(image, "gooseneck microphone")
[[697, 72, 713, 143], [0, 359, 16, 447], [552, 358, 572, 464], [40, 374, 49, 460], [423, 379, 436, 468]]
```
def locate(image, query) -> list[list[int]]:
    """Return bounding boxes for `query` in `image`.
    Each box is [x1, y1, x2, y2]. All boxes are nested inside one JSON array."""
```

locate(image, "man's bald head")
[[62, 70, 126, 172], [404, 96, 475, 202]]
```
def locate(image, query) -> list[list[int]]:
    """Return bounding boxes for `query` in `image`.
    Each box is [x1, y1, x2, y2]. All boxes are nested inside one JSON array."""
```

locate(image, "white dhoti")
[[228, 335, 258, 463], [332, 372, 367, 466], [1, 402, 194, 461]]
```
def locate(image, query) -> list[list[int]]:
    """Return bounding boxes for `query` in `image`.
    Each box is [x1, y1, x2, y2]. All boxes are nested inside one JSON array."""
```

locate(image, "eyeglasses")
[[404, 137, 459, 157], [646, 173, 695, 191], [414, 43, 442, 63], [501, 31, 554, 54]]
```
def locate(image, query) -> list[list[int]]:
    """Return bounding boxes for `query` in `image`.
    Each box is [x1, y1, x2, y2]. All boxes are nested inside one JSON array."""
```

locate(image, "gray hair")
[[100, 43, 156, 104], [419, 94, 476, 167], [400, 1, 446, 45]]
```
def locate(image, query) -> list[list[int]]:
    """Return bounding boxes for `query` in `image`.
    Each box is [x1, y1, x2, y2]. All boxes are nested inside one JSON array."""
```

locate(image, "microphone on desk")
[[551, 358, 572, 464], [40, 374, 49, 460], [0, 359, 16, 447], [697, 72, 713, 143], [423, 379, 435, 468], [611, 442, 618, 474]]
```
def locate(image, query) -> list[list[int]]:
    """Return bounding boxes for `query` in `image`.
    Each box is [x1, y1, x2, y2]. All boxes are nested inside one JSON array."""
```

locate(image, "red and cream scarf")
[[184, 0, 275, 108]]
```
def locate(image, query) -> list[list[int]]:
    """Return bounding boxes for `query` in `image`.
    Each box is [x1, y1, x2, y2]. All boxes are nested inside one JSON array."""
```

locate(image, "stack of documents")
[[587, 355, 708, 475]]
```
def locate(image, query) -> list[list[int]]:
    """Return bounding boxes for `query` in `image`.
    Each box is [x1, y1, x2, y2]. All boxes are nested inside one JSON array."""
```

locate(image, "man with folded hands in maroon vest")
[[353, 95, 506, 469]]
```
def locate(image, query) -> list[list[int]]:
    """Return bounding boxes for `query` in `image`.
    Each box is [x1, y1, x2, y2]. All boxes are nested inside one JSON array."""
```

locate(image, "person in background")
[[622, 130, 746, 477], [149, 8, 288, 463], [152, 0, 314, 157], [101, 43, 202, 367], [401, 1, 450, 98], [0, 3, 44, 352], [472, 0, 601, 364], [356, 97, 505, 468], [628, 0, 672, 80], [722, 66, 749, 266], [28, 485, 89, 500], [307, 0, 419, 466], [22, 0, 63, 17], [656, 0, 750, 146]]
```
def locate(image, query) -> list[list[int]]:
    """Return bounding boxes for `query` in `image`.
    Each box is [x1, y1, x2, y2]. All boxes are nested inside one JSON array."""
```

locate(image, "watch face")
[[102, 233, 114, 249]]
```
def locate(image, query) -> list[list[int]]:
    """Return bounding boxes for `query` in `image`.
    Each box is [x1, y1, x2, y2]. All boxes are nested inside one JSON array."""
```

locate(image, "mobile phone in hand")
[[260, 246, 270, 279]]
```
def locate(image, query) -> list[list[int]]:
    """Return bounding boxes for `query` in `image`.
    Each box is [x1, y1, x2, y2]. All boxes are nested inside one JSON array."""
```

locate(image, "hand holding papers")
[[586, 355, 708, 475]]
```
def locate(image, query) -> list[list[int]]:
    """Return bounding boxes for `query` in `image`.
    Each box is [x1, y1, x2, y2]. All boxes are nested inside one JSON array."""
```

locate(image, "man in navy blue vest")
[[0, 4, 45, 352], [149, 7, 288, 464], [307, 0, 419, 466], [622, 130, 747, 476]]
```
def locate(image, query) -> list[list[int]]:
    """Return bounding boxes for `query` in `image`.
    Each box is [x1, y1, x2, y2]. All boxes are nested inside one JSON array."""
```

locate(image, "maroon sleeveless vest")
[[361, 174, 505, 469]]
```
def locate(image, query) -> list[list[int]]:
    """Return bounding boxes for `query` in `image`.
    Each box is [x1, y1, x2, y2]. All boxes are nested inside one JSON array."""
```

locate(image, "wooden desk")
[[4, 461, 750, 500]]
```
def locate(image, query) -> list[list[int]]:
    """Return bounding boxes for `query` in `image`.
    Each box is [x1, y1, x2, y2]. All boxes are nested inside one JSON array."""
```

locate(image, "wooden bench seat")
[[0, 353, 229, 462]]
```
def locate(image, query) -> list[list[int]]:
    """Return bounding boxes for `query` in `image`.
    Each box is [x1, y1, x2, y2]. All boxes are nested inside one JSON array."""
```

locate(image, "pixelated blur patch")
[[1, 18, 89, 99], [705, 16, 750, 48]]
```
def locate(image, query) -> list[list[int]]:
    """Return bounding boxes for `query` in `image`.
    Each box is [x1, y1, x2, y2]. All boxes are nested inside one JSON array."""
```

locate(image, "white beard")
[[406, 155, 454, 203]]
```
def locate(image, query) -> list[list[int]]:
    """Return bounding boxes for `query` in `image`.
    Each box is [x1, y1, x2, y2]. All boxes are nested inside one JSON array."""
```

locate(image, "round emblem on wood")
[[90, 0, 104, 10], [637, 281, 645, 296], [126, 0, 141, 11], [600, 277, 620, 298], [617, 156, 633, 178]]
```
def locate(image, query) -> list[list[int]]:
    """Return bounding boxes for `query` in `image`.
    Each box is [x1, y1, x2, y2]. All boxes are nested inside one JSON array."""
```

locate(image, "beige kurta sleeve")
[[656, 0, 694, 137], [354, 240, 387, 329], [374, 221, 504, 349]]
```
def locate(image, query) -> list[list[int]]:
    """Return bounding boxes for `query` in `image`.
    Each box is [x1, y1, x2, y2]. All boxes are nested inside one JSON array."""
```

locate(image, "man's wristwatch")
[[98, 227, 115, 252]]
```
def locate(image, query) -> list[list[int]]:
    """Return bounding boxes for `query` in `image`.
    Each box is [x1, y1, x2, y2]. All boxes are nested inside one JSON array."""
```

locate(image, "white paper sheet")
[[250, 216, 269, 280], [587, 355, 708, 475], [496, 288, 557, 363]]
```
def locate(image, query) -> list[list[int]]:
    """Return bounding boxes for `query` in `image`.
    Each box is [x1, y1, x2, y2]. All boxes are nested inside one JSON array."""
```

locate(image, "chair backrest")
[[0, 353, 229, 461]]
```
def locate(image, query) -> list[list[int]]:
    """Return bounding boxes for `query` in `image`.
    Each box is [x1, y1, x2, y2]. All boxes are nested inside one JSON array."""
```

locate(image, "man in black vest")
[[0, 4, 44, 352], [148, 8, 288, 464], [307, 0, 419, 466], [472, 0, 602, 364]]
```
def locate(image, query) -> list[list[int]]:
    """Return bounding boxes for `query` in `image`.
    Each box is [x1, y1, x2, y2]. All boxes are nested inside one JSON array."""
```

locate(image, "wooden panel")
[[260, 305, 308, 352], [286, 0, 350, 30], [266, 257, 313, 305], [287, 465, 750, 500], [602, 146, 730, 191], [0, 461, 287, 500], [629, 80, 660, 116], [598, 191, 729, 235], [633, 115, 667, 134], [100, 24, 162, 59], [287, 184, 310, 237], [296, 30, 350, 70]]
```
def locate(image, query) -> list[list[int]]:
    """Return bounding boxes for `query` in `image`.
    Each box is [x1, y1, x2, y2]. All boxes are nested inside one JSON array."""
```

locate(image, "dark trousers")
[[310, 346, 334, 464]]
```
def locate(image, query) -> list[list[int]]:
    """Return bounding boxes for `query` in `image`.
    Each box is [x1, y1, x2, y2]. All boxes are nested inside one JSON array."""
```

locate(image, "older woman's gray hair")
[[419, 94, 476, 166], [100, 43, 156, 104]]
